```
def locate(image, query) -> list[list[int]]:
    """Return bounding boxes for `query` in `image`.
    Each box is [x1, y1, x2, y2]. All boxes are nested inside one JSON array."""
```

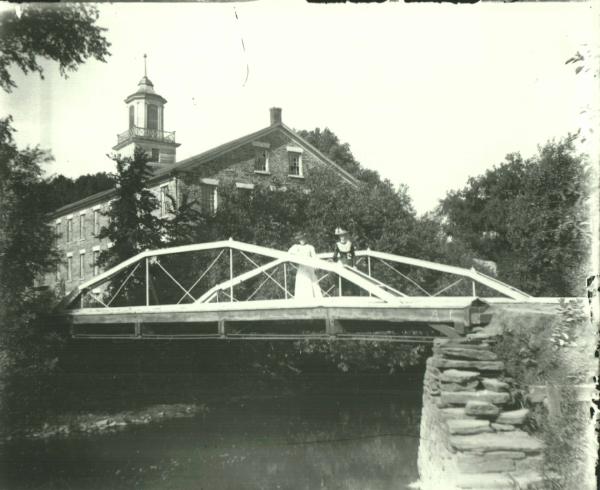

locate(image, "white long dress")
[[288, 243, 323, 299]]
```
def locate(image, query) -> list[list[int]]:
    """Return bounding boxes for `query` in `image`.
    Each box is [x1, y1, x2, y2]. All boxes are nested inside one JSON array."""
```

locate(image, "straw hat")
[[334, 227, 349, 236], [294, 231, 307, 241]]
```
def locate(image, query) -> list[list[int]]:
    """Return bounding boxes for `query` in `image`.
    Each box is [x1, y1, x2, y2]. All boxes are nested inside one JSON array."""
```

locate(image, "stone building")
[[49, 72, 358, 292]]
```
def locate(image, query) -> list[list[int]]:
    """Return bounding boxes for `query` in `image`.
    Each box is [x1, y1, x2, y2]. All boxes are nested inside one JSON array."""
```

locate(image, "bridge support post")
[[218, 319, 226, 338], [326, 316, 343, 336], [134, 321, 141, 339], [229, 247, 233, 302], [367, 252, 372, 297], [145, 257, 150, 306]]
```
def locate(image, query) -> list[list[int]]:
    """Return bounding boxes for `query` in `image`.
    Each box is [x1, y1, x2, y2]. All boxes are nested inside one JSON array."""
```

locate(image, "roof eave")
[[279, 124, 360, 188]]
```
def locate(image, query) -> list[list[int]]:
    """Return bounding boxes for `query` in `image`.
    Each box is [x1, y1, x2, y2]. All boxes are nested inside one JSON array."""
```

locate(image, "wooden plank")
[[69, 306, 478, 332]]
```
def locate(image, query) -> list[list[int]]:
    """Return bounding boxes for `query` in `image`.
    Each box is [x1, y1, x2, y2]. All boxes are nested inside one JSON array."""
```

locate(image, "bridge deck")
[[65, 296, 491, 342]]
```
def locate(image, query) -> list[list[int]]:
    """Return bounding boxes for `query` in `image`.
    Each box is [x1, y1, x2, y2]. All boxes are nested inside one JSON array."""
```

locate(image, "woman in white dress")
[[288, 232, 323, 299]]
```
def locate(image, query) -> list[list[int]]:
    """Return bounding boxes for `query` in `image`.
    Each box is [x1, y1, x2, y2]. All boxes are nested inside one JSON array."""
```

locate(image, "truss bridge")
[[58, 240, 535, 342]]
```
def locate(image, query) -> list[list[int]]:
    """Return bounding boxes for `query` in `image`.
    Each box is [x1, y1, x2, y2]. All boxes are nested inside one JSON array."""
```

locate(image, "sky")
[[1, 1, 597, 215]]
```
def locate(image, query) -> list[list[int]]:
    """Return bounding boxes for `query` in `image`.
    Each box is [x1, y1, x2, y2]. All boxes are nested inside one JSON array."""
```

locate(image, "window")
[[200, 184, 217, 214], [66, 219, 73, 242], [129, 105, 135, 128], [93, 210, 100, 236], [55, 222, 61, 243], [79, 214, 86, 240], [79, 251, 85, 279], [67, 256, 73, 281], [93, 250, 100, 276], [147, 104, 158, 130], [254, 148, 269, 172], [160, 185, 169, 216], [288, 152, 302, 176], [151, 148, 160, 162]]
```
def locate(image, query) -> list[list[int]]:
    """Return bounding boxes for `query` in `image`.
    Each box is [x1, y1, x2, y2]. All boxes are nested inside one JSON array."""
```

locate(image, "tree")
[[0, 116, 65, 432], [0, 3, 111, 434], [41, 172, 116, 210], [0, 116, 58, 297], [296, 127, 381, 185], [440, 136, 591, 296], [0, 4, 110, 92], [97, 148, 164, 270]]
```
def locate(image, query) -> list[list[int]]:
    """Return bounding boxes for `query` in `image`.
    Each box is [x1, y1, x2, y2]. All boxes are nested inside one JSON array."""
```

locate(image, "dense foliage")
[[0, 2, 113, 435], [490, 302, 595, 489], [0, 4, 110, 92], [0, 117, 66, 432], [440, 137, 591, 296], [296, 127, 381, 185], [41, 172, 116, 210], [97, 148, 164, 270]]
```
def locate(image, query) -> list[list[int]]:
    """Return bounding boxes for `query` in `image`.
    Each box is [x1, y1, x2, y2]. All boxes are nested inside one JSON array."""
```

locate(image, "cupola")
[[112, 55, 180, 164]]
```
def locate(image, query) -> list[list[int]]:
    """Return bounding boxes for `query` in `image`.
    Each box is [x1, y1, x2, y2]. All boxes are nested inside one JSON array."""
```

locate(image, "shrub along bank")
[[488, 299, 597, 490]]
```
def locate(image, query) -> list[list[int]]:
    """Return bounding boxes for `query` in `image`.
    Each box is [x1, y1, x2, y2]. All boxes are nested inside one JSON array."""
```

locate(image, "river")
[[1, 390, 421, 490]]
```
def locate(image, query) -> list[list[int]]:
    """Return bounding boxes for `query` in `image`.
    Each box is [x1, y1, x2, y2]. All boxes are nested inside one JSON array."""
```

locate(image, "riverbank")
[[2, 402, 208, 444]]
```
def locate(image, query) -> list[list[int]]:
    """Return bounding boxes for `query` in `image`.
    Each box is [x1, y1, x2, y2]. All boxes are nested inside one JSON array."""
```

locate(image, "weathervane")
[[143, 53, 147, 77]]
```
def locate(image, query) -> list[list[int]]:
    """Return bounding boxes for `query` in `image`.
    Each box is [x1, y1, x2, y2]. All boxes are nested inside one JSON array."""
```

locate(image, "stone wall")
[[418, 335, 546, 490]]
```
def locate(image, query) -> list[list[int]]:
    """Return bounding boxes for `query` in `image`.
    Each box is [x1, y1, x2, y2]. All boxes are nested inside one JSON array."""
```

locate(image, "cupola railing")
[[117, 126, 176, 145]]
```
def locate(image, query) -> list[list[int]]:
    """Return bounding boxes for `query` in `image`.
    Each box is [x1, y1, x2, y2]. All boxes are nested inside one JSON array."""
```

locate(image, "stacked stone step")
[[420, 336, 545, 490]]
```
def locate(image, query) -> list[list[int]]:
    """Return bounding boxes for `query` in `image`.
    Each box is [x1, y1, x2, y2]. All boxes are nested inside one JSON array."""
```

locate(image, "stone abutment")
[[418, 335, 545, 489]]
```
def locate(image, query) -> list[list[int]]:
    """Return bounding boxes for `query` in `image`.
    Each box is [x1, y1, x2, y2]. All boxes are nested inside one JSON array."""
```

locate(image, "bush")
[[490, 301, 597, 489]]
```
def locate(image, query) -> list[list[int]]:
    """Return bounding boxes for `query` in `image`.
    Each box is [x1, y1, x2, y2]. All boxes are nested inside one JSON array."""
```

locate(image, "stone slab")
[[440, 407, 475, 420], [456, 453, 516, 473], [440, 380, 480, 392], [513, 471, 547, 490], [441, 347, 498, 361], [486, 451, 526, 460], [465, 401, 501, 417], [442, 390, 511, 406], [496, 408, 529, 425], [515, 455, 544, 472], [456, 473, 520, 489], [450, 431, 544, 453], [481, 378, 510, 392], [434, 337, 491, 348], [432, 358, 505, 371], [440, 369, 481, 384], [491, 423, 515, 432], [447, 418, 492, 435]]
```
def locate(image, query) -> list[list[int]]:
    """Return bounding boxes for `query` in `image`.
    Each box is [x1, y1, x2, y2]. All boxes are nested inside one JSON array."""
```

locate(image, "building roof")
[[124, 76, 167, 104], [52, 121, 361, 217]]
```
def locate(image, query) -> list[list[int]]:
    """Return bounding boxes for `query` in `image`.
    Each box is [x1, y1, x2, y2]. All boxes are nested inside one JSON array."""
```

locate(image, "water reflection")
[[1, 394, 421, 490]]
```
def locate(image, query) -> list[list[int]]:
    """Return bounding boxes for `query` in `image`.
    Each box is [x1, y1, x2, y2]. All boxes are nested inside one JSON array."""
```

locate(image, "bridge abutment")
[[418, 335, 545, 489]]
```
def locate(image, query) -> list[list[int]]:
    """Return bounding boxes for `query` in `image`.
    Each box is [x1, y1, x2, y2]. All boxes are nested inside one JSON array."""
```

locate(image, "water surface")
[[1, 393, 421, 490]]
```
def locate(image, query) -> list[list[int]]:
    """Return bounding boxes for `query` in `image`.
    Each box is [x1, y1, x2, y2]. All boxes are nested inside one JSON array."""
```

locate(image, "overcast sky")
[[1, 1, 596, 214]]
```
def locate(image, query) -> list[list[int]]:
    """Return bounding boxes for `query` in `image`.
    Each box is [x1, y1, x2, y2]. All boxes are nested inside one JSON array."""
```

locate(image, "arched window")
[[147, 104, 158, 130], [129, 105, 135, 128]]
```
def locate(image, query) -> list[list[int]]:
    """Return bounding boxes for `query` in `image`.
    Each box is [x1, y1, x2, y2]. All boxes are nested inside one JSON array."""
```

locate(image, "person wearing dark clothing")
[[333, 227, 357, 296], [332, 227, 355, 267]]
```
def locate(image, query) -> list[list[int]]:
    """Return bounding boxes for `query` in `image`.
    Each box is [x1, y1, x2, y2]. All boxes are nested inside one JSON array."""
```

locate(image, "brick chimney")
[[270, 107, 282, 125]]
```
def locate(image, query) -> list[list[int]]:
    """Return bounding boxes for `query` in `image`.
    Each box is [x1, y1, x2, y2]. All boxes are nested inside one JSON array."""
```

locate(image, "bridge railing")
[[59, 239, 531, 312]]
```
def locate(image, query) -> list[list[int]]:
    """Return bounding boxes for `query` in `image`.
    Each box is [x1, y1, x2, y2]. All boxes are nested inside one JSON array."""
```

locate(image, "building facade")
[[49, 73, 358, 293]]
